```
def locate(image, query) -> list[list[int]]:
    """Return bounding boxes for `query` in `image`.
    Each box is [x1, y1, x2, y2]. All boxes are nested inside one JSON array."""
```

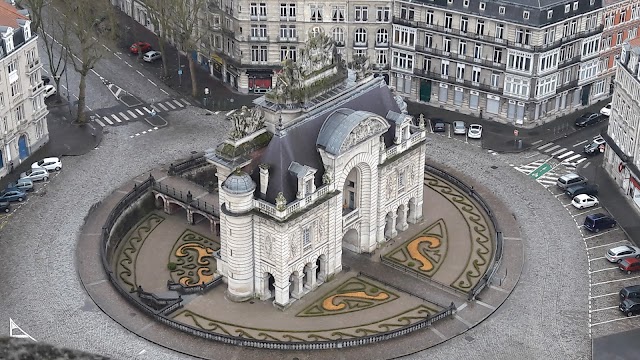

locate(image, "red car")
[[619, 258, 640, 274], [130, 42, 152, 54]]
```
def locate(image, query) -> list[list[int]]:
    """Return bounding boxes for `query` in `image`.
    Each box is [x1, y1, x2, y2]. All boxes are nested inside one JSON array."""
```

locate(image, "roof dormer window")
[[18, 20, 30, 40], [4, 31, 14, 53]]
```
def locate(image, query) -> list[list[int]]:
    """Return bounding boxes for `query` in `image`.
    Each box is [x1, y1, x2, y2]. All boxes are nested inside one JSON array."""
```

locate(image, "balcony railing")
[[248, 35, 269, 42], [254, 184, 331, 220], [353, 40, 368, 48], [557, 55, 582, 69], [279, 36, 298, 43], [556, 79, 579, 93], [375, 41, 389, 48], [249, 15, 267, 21], [415, 45, 506, 69], [412, 68, 504, 95], [342, 208, 360, 227], [280, 16, 296, 22], [394, 16, 604, 52]]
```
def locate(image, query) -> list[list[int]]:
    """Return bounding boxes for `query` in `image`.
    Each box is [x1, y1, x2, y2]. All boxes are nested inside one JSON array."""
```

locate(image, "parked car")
[[557, 173, 587, 189], [0, 201, 9, 213], [606, 245, 640, 263], [584, 213, 617, 232], [600, 103, 612, 117], [41, 75, 50, 85], [130, 42, 152, 54], [0, 189, 26, 202], [143, 50, 162, 63], [620, 285, 640, 302], [6, 178, 34, 192], [20, 167, 49, 182], [584, 135, 606, 155], [32, 157, 62, 172], [571, 194, 599, 209], [468, 124, 483, 139], [619, 258, 640, 274], [565, 183, 599, 198], [619, 298, 640, 317], [43, 84, 56, 99], [453, 121, 466, 135], [575, 112, 602, 127], [432, 120, 446, 133]]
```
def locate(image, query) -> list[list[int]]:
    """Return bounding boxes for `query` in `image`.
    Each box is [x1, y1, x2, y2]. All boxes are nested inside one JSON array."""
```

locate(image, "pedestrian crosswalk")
[[535, 141, 588, 168], [92, 98, 191, 127], [514, 159, 567, 187]]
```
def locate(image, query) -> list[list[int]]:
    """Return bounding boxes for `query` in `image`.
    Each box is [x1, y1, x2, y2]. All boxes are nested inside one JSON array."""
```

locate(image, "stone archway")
[[155, 194, 165, 210], [395, 204, 408, 232], [342, 228, 359, 252], [407, 198, 417, 224], [262, 272, 275, 300], [384, 211, 397, 239], [338, 157, 375, 253], [316, 254, 327, 282]]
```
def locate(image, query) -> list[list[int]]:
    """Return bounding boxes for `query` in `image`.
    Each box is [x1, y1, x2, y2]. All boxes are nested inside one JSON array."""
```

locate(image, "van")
[[584, 213, 616, 232], [557, 173, 587, 189]]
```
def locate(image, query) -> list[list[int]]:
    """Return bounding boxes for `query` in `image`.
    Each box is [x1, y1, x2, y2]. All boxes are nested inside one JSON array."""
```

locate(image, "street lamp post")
[[204, 87, 209, 108]]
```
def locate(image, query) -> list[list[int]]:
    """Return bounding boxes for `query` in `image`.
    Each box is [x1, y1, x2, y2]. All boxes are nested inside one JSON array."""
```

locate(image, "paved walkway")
[[77, 159, 523, 359]]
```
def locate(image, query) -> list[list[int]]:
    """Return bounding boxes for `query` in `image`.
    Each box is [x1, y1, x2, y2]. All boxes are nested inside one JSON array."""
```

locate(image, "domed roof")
[[222, 171, 256, 194]]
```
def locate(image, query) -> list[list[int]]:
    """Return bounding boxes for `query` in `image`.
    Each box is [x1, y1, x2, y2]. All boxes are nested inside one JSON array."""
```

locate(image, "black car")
[[575, 113, 602, 127], [584, 213, 616, 232], [620, 298, 640, 317], [0, 201, 9, 213], [620, 285, 640, 302], [433, 120, 446, 133], [565, 183, 599, 198], [41, 75, 50, 85]]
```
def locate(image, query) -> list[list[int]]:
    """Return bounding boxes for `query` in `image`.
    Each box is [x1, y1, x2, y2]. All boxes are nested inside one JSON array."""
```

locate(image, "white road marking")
[[157, 103, 169, 111], [103, 116, 113, 125], [589, 256, 607, 262], [136, 70, 145, 77], [143, 107, 152, 113], [584, 229, 617, 240], [592, 275, 640, 286], [119, 112, 130, 121], [225, 109, 236, 116], [142, 131, 147, 134], [165, 101, 177, 110], [150, 105, 160, 112], [127, 110, 137, 118], [86, 105, 93, 111], [557, 151, 575, 159], [111, 114, 122, 123], [126, 62, 133, 68], [565, 154, 582, 162], [589, 306, 619, 313], [154, 127, 158, 130], [173, 100, 185, 107], [574, 139, 589, 147], [589, 292, 618, 299], [102, 44, 109, 50], [587, 240, 628, 250], [160, 88, 169, 95], [135, 109, 144, 115], [575, 158, 587, 164], [114, 53, 122, 60], [590, 315, 640, 327], [214, 111, 220, 114], [135, 133, 140, 136], [538, 143, 554, 150], [94, 118, 105, 127], [148, 128, 153, 132], [589, 267, 619, 274], [532, 139, 544, 145], [148, 79, 157, 86], [551, 148, 567, 156], [180, 98, 191, 105], [572, 207, 602, 217], [544, 145, 561, 153]]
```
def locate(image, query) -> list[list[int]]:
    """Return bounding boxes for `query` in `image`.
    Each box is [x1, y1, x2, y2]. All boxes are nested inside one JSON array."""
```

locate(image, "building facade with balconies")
[[390, 0, 605, 126], [603, 39, 640, 210], [598, 0, 640, 98], [0, 2, 49, 180]]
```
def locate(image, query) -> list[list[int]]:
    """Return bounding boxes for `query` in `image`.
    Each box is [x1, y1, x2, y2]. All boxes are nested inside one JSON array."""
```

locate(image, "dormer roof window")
[[288, 162, 317, 198]]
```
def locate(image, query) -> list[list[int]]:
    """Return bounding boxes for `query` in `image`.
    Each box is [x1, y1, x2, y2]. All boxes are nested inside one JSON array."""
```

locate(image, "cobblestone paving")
[[0, 116, 587, 360]]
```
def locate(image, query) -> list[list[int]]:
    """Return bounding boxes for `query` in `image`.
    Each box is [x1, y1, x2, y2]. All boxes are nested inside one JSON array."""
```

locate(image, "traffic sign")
[[514, 129, 519, 137], [529, 163, 552, 179]]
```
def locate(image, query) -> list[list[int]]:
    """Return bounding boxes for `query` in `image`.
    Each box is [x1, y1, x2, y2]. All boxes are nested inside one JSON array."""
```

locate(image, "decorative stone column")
[[274, 278, 290, 307], [386, 214, 398, 239], [186, 208, 194, 225], [259, 273, 272, 301], [291, 273, 305, 299], [397, 207, 409, 232], [305, 264, 318, 290]]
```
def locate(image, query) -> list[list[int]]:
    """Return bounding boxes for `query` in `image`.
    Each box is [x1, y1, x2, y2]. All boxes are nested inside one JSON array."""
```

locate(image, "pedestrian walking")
[[9, 161, 14, 173]]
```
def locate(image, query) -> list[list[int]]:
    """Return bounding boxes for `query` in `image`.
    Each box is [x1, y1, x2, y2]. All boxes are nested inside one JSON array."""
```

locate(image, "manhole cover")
[[465, 335, 474, 342], [490, 165, 498, 169]]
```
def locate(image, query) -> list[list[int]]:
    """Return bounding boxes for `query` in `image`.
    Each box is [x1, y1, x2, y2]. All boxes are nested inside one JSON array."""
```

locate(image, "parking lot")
[[547, 183, 640, 338], [0, 170, 59, 232]]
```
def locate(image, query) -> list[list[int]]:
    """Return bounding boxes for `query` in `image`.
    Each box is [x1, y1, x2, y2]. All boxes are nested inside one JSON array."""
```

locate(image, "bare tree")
[[173, 0, 206, 97], [145, 0, 172, 78], [59, 0, 113, 123]]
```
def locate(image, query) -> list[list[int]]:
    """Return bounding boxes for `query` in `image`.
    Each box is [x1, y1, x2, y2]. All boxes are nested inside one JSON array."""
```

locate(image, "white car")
[[600, 103, 612, 117], [20, 167, 49, 182], [468, 124, 482, 139], [452, 121, 466, 135], [571, 194, 599, 209], [32, 157, 62, 172], [43, 84, 56, 99], [143, 50, 162, 63], [606, 245, 640, 263]]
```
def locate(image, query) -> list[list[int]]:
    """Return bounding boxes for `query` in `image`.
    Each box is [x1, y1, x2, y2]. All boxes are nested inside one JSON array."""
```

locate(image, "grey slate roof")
[[412, 0, 602, 27], [317, 109, 382, 155], [223, 171, 256, 194], [252, 77, 400, 203], [386, 110, 407, 124], [288, 161, 315, 178]]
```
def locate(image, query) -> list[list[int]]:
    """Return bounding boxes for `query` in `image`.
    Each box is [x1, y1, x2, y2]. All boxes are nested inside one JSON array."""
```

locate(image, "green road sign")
[[530, 163, 552, 179]]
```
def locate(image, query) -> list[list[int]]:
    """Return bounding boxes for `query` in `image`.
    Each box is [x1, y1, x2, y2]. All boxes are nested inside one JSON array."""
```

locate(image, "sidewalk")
[[0, 99, 102, 189], [113, 8, 257, 111], [407, 98, 610, 152]]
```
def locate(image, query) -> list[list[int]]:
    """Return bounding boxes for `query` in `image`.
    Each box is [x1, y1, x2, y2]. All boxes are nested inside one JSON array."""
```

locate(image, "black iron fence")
[[168, 154, 208, 176], [167, 276, 223, 295], [153, 182, 218, 216], [423, 164, 504, 301]]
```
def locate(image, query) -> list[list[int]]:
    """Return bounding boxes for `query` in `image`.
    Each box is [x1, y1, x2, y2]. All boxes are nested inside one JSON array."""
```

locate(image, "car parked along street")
[[6, 178, 33, 192], [606, 245, 640, 263], [571, 194, 599, 209], [20, 167, 49, 182], [565, 183, 599, 198], [619, 258, 640, 274], [453, 121, 466, 135], [468, 124, 482, 139], [0, 201, 10, 213], [575, 112, 603, 127], [619, 298, 640, 317], [32, 157, 62, 172], [0, 189, 26, 202], [584, 213, 617, 233]]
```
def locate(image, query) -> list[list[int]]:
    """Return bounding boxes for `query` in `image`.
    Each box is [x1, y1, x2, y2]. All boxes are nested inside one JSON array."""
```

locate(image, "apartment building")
[[603, 39, 640, 210], [0, 1, 49, 180], [598, 0, 640, 96], [390, 0, 606, 126]]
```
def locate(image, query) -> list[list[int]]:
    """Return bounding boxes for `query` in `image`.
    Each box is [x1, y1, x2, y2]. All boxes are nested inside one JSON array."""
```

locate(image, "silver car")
[[606, 245, 640, 263], [20, 167, 49, 182], [453, 121, 466, 135]]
